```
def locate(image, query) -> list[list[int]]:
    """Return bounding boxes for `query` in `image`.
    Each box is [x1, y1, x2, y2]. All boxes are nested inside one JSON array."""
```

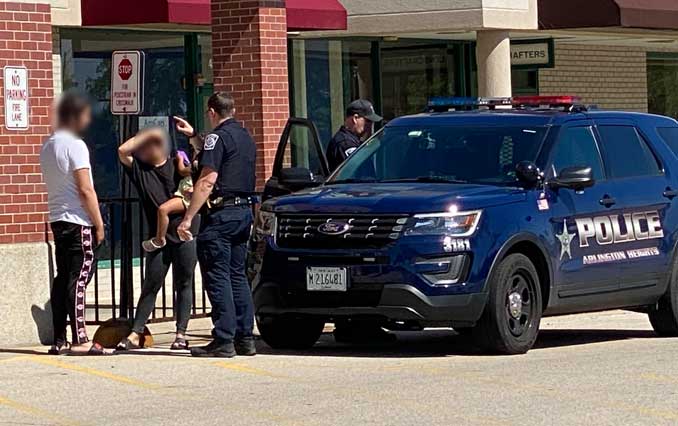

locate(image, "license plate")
[[306, 267, 348, 292]]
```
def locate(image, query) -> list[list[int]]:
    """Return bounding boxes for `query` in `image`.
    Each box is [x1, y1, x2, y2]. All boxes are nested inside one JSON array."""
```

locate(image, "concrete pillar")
[[0, 0, 55, 346], [476, 30, 512, 98], [211, 0, 289, 189]]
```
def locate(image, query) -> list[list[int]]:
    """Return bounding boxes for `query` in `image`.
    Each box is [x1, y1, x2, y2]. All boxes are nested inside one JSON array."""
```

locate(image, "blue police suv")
[[249, 96, 678, 354]]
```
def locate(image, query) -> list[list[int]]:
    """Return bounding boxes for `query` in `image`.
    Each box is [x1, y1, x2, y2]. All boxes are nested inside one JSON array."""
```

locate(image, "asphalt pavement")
[[1, 310, 677, 426]]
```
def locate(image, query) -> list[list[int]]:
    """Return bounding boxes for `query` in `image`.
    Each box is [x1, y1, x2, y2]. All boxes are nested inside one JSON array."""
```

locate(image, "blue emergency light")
[[427, 96, 513, 112]]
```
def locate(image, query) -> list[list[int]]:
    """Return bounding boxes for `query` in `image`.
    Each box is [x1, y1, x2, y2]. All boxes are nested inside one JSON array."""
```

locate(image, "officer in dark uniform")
[[327, 99, 383, 172], [176, 92, 257, 358]]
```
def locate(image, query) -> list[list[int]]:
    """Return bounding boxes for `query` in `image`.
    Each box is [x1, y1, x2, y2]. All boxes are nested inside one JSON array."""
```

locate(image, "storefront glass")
[[381, 43, 455, 120], [648, 53, 678, 118]]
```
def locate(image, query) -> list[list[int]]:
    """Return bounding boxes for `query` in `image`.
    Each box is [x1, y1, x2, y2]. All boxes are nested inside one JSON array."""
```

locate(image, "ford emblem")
[[318, 221, 350, 236]]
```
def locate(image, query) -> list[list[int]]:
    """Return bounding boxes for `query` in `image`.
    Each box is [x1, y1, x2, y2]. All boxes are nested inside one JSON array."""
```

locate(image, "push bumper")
[[254, 282, 488, 327]]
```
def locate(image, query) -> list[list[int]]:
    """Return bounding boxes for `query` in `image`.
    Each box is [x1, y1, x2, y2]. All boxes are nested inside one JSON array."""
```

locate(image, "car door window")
[[657, 127, 678, 157], [550, 126, 604, 179], [597, 125, 661, 179]]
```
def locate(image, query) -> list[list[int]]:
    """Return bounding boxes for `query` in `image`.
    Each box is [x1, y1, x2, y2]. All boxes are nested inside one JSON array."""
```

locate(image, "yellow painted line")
[[640, 373, 678, 385], [0, 394, 81, 426], [27, 356, 160, 390], [211, 361, 288, 379], [0, 355, 28, 364]]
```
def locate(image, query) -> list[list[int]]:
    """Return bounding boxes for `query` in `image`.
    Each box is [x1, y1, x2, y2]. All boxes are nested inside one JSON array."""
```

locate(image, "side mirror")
[[549, 166, 595, 191], [279, 167, 323, 186], [515, 161, 542, 189]]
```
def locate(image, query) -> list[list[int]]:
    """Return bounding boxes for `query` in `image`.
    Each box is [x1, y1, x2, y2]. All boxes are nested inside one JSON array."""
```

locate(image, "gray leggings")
[[132, 240, 197, 334]]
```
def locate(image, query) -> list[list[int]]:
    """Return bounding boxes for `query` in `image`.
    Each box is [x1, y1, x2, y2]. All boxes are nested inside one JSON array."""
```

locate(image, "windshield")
[[329, 125, 548, 186]]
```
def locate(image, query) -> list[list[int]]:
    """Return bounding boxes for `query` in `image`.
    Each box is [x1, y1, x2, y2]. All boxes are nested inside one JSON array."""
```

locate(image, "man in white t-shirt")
[[40, 92, 107, 355]]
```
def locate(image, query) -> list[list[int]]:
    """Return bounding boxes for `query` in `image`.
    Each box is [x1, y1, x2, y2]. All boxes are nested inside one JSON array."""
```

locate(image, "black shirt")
[[199, 118, 256, 200], [327, 126, 362, 172], [124, 157, 199, 244]]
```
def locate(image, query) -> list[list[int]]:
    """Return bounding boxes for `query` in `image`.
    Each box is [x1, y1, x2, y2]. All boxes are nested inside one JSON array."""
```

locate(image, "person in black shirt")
[[327, 99, 383, 172], [116, 127, 200, 351], [177, 92, 257, 358]]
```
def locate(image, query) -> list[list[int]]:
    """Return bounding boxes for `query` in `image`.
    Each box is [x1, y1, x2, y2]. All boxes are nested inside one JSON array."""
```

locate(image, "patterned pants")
[[51, 221, 96, 345]]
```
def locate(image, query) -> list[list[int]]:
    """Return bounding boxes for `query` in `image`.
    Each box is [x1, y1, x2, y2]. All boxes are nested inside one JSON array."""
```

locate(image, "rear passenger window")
[[597, 125, 661, 179], [658, 127, 678, 156], [551, 126, 604, 180]]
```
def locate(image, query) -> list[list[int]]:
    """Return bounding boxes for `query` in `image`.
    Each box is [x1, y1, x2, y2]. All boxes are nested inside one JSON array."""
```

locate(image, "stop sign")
[[118, 58, 133, 81]]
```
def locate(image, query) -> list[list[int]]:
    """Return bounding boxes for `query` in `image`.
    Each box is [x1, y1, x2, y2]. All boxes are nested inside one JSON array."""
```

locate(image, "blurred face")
[[137, 135, 167, 165], [207, 108, 220, 129], [347, 114, 373, 139], [73, 106, 92, 136]]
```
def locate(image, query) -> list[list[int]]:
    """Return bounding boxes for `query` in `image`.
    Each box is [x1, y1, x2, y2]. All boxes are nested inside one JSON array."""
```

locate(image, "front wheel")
[[648, 259, 678, 336], [257, 316, 325, 349], [472, 253, 542, 355]]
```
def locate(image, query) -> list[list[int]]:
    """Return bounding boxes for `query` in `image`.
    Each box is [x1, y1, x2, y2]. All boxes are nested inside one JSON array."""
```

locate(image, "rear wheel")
[[648, 259, 678, 336], [257, 316, 325, 349], [472, 253, 542, 355]]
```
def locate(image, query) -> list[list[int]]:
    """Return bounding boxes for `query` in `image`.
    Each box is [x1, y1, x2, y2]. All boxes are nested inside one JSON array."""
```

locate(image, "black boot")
[[235, 337, 257, 356], [190, 340, 236, 358]]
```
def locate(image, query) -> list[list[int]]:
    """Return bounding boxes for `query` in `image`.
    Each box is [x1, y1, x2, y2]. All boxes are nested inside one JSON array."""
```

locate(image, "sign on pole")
[[111, 50, 144, 115], [4, 66, 29, 130]]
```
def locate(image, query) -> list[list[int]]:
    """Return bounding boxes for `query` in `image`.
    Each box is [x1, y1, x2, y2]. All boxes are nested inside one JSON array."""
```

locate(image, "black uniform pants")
[[132, 240, 197, 335], [51, 221, 96, 345], [197, 206, 254, 343]]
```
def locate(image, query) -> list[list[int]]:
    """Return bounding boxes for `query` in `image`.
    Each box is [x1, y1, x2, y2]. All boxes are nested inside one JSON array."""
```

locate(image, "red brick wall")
[[211, 0, 289, 189], [0, 1, 52, 244]]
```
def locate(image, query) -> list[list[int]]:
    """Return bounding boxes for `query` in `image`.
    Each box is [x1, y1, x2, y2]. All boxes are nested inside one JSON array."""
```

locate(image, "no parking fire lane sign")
[[111, 51, 144, 115], [4, 66, 29, 130]]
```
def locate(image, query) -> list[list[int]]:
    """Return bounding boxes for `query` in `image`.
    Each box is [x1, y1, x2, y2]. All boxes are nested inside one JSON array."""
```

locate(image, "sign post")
[[3, 66, 29, 130], [111, 51, 144, 319]]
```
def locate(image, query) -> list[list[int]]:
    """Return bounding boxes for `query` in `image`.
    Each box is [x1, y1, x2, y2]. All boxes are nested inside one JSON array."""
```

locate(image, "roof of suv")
[[387, 109, 678, 128]]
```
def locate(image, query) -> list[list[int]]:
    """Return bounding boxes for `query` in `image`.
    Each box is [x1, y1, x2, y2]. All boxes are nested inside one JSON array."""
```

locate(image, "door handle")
[[599, 195, 616, 208], [663, 188, 678, 200]]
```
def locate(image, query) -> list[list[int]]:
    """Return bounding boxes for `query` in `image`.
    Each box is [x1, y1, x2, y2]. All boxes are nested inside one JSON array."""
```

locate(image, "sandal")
[[69, 342, 114, 356], [48, 341, 71, 356], [170, 338, 189, 350], [116, 338, 143, 351]]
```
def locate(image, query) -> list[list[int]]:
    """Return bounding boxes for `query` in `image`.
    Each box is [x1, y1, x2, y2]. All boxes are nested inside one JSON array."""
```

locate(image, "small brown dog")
[[93, 318, 153, 349]]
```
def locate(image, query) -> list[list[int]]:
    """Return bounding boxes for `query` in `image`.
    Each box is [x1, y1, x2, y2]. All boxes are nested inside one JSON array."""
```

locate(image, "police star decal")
[[556, 220, 576, 260]]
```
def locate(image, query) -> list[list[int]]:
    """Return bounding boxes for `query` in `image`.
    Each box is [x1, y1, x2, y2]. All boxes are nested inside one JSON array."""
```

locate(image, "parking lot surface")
[[1, 310, 677, 426]]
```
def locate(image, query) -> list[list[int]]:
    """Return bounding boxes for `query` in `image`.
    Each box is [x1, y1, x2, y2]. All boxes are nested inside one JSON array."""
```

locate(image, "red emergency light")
[[513, 96, 582, 107]]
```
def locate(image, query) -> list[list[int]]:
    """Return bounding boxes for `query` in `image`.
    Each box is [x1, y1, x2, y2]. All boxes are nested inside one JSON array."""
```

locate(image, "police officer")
[[176, 92, 257, 358], [327, 99, 383, 172]]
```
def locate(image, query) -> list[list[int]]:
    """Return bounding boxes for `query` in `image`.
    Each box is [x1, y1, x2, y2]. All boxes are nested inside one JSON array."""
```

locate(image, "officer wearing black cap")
[[176, 92, 257, 358], [327, 99, 383, 172]]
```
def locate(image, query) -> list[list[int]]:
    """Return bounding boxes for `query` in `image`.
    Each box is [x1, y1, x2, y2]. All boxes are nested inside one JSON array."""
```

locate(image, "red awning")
[[81, 0, 347, 30], [286, 0, 347, 31], [539, 0, 678, 30]]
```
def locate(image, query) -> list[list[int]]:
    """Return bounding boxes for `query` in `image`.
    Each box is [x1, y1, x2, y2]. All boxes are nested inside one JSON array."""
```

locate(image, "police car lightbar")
[[513, 96, 583, 108], [427, 97, 513, 112]]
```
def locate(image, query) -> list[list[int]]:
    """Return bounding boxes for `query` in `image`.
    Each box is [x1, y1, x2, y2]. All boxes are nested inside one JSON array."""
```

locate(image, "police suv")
[[249, 96, 678, 354]]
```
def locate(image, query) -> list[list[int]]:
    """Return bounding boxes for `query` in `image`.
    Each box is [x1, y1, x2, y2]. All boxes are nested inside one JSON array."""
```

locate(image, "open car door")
[[262, 117, 330, 202]]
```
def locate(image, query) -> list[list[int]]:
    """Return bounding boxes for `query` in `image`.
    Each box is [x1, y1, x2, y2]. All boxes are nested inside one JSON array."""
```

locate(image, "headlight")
[[405, 210, 482, 237], [254, 210, 277, 240]]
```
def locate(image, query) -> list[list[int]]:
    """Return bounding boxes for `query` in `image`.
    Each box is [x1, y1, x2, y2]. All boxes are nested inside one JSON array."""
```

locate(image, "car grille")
[[276, 214, 410, 249]]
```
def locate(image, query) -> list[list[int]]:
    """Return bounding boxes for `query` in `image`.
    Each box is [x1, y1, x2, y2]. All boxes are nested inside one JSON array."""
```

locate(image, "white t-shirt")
[[40, 130, 94, 227]]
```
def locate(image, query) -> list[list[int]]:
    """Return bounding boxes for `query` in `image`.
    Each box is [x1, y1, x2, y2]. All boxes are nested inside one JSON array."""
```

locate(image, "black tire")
[[648, 258, 678, 336], [257, 316, 325, 349], [472, 253, 542, 355]]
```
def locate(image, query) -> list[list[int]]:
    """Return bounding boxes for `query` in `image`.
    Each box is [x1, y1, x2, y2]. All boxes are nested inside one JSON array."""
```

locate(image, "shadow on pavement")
[[257, 328, 662, 358]]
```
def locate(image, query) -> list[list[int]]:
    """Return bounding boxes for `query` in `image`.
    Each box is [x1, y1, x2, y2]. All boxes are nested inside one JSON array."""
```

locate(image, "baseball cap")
[[346, 99, 383, 123]]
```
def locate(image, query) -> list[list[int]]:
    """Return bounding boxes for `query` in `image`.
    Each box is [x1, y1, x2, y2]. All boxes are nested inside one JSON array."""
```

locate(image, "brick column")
[[0, 1, 52, 244], [211, 0, 289, 188], [0, 0, 54, 346]]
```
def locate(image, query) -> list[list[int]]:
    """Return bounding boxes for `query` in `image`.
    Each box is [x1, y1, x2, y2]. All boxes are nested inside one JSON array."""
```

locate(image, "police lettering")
[[576, 211, 663, 248]]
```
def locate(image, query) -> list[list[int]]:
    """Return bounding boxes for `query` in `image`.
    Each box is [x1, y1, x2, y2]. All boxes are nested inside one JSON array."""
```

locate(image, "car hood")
[[269, 183, 526, 214]]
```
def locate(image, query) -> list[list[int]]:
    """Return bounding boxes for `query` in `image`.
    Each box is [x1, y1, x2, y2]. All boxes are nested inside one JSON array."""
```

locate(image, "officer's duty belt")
[[209, 196, 256, 210]]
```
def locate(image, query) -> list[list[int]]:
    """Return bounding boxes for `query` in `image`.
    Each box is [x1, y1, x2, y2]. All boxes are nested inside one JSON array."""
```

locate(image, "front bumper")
[[254, 281, 488, 327]]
